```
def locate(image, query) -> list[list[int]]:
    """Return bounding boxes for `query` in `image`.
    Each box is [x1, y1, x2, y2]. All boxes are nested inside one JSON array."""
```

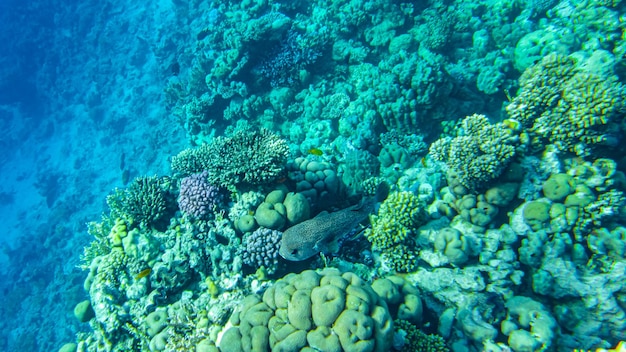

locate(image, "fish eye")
[[291, 249, 298, 255]]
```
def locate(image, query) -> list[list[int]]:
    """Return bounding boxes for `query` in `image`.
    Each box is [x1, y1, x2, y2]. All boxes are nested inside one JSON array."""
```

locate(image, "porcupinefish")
[[279, 199, 377, 261]]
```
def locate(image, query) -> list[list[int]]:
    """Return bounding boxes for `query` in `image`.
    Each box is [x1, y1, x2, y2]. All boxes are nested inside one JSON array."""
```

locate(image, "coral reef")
[[53, 1, 626, 352]]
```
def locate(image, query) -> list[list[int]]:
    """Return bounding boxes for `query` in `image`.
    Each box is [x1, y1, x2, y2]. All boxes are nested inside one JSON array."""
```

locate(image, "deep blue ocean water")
[[0, 1, 187, 350]]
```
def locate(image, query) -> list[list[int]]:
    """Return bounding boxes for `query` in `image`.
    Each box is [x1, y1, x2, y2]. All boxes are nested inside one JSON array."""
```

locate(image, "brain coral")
[[171, 129, 290, 187], [219, 268, 394, 352]]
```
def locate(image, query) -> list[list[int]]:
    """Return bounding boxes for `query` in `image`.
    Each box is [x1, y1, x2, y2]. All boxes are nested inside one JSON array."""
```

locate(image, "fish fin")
[[315, 239, 341, 254], [315, 211, 329, 217], [351, 199, 368, 211], [350, 224, 369, 240], [374, 181, 390, 202], [314, 236, 338, 254]]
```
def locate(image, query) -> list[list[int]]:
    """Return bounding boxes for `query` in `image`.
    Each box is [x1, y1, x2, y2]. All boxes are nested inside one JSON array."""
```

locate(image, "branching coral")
[[506, 53, 626, 156], [394, 319, 449, 352], [106, 176, 175, 228], [430, 114, 521, 192], [366, 192, 426, 273], [366, 191, 426, 250]]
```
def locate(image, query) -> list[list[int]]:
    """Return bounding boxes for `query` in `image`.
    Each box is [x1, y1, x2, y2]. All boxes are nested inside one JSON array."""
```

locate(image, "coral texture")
[[219, 268, 394, 352], [241, 227, 283, 275], [178, 170, 223, 219], [430, 114, 522, 192]]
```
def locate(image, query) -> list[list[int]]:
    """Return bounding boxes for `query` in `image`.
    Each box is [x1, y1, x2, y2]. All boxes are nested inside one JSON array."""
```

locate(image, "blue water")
[[2, 0, 626, 351], [0, 1, 186, 350]]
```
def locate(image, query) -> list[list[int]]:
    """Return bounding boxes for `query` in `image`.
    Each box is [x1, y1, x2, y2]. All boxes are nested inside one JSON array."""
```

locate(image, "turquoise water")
[[1, 0, 625, 351]]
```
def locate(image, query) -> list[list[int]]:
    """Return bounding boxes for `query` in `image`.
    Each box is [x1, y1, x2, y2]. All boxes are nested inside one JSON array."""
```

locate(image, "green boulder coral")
[[543, 173, 575, 202], [523, 201, 551, 231], [434, 227, 469, 266], [502, 296, 557, 351], [219, 268, 394, 352], [73, 300, 95, 323]]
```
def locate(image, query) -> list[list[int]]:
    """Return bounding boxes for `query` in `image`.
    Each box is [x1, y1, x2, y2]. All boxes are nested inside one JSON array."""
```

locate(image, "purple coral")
[[178, 170, 222, 219], [242, 227, 282, 275]]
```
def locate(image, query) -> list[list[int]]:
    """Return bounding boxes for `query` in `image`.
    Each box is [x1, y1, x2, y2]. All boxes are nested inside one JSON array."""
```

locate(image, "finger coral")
[[429, 114, 521, 193], [506, 53, 626, 156]]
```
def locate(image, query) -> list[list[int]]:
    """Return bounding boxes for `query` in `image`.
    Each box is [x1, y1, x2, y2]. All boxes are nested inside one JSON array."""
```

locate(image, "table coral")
[[171, 129, 290, 188]]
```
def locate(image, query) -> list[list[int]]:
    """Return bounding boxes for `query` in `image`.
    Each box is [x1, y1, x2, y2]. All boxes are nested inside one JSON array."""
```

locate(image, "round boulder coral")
[[542, 173, 574, 202], [219, 268, 394, 352]]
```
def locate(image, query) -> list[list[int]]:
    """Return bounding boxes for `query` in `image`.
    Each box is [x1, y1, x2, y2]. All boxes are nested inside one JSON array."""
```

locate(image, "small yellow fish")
[[504, 88, 512, 102], [308, 148, 323, 156], [135, 268, 152, 280]]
